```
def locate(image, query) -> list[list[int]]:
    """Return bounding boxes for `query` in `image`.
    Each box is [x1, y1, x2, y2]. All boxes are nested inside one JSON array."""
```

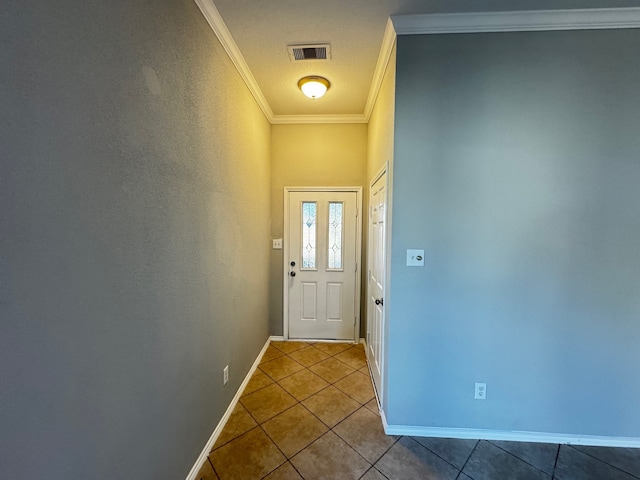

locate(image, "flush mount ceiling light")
[[298, 76, 330, 99]]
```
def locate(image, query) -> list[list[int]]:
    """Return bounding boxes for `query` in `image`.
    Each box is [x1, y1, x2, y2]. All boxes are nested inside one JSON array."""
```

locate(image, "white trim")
[[380, 414, 640, 448], [360, 337, 383, 414], [363, 18, 397, 122], [271, 114, 368, 125], [392, 7, 640, 35], [269, 335, 285, 342], [193, 0, 274, 122], [283, 187, 363, 343], [193, 1, 396, 125], [185, 338, 271, 480], [289, 338, 359, 344]]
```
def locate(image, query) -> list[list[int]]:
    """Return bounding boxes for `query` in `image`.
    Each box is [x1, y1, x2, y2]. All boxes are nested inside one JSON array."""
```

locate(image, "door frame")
[[283, 186, 363, 342], [366, 164, 390, 405]]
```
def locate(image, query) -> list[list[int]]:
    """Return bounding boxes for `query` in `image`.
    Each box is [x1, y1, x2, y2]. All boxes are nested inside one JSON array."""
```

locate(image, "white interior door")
[[287, 191, 358, 341], [367, 172, 386, 400]]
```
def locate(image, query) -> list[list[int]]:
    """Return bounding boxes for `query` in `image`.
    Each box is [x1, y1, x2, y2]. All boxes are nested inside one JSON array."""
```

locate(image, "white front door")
[[367, 171, 386, 400], [287, 190, 359, 341]]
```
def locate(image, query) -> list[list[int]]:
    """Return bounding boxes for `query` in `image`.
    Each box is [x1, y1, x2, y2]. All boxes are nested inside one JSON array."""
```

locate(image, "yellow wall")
[[269, 124, 367, 335], [367, 43, 396, 182], [361, 44, 396, 345]]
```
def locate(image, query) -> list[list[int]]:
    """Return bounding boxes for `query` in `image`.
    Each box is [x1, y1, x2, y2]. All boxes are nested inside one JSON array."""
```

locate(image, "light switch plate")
[[406, 249, 425, 266], [272, 238, 283, 249]]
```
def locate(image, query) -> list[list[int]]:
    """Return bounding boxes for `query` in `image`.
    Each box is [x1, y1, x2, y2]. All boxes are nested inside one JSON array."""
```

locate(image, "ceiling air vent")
[[287, 44, 331, 62]]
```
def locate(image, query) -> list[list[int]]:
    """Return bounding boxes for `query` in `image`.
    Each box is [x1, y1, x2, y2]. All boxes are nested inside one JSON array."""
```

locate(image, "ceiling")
[[209, 0, 640, 121]]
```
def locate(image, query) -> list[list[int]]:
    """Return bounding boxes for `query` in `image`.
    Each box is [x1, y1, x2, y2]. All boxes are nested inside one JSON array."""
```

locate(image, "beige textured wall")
[[269, 124, 367, 335], [1, 0, 271, 477]]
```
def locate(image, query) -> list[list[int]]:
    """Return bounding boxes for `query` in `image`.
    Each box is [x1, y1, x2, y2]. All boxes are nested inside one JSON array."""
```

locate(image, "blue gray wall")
[[388, 29, 640, 437], [0, 0, 271, 478]]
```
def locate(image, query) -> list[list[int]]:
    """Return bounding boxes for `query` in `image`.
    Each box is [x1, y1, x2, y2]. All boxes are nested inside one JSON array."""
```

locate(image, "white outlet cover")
[[272, 238, 283, 249], [406, 249, 425, 267], [474, 382, 487, 400]]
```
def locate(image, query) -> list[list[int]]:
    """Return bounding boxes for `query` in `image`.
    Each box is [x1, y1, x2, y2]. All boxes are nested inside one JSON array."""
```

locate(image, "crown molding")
[[194, 0, 274, 121], [392, 7, 640, 35], [271, 114, 368, 125], [363, 18, 397, 123], [193, 0, 395, 125]]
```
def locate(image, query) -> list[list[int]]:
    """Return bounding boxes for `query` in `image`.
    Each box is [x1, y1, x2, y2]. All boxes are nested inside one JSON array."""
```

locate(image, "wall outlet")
[[223, 365, 229, 386], [272, 238, 283, 249], [475, 382, 487, 400]]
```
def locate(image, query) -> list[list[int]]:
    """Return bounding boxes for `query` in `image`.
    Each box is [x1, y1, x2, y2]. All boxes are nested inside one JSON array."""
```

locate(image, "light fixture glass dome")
[[298, 76, 330, 99]]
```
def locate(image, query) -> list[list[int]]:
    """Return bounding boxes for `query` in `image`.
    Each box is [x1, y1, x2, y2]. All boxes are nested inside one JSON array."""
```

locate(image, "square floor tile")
[[261, 345, 285, 364], [462, 440, 550, 480], [212, 403, 257, 449], [364, 398, 380, 416], [573, 445, 640, 477], [376, 436, 459, 480], [490, 440, 558, 475], [309, 357, 356, 384], [272, 341, 310, 354], [277, 368, 329, 401], [240, 383, 298, 424], [262, 404, 329, 458], [242, 368, 274, 397], [288, 346, 330, 367], [413, 437, 478, 469], [263, 462, 303, 479], [335, 346, 368, 369], [555, 445, 636, 480], [196, 458, 219, 480], [333, 406, 398, 463], [312, 342, 353, 356], [334, 371, 375, 404], [291, 431, 371, 480], [209, 428, 285, 480], [260, 355, 305, 381], [302, 385, 360, 428]]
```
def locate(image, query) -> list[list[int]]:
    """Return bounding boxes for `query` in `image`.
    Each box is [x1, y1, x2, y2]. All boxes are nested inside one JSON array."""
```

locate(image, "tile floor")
[[196, 341, 640, 480]]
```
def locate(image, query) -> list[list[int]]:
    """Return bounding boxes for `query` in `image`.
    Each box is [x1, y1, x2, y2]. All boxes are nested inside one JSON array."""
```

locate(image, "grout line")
[[216, 343, 375, 479], [370, 435, 401, 472], [458, 439, 480, 477], [409, 436, 468, 476], [487, 440, 556, 477], [552, 444, 561, 478], [257, 422, 289, 478], [206, 457, 221, 480], [565, 445, 640, 479]]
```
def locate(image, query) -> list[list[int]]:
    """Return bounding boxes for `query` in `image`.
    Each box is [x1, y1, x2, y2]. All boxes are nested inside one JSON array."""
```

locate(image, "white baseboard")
[[269, 335, 285, 342], [283, 337, 359, 344], [185, 337, 272, 480], [381, 414, 640, 448]]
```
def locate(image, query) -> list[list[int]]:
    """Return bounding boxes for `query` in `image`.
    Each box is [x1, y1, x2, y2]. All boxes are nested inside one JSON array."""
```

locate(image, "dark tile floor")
[[196, 341, 640, 479]]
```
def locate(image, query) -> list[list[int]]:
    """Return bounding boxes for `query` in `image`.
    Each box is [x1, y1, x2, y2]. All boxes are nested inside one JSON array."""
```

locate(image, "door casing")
[[283, 186, 363, 341], [366, 165, 388, 404]]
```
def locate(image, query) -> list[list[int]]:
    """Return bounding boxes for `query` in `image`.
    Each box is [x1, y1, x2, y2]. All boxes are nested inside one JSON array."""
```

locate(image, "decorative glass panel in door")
[[327, 202, 343, 270], [301, 202, 316, 269]]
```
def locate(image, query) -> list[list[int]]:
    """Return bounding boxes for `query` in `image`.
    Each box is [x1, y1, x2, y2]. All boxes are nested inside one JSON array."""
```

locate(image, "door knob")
[[290, 271, 296, 277], [375, 298, 383, 306]]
